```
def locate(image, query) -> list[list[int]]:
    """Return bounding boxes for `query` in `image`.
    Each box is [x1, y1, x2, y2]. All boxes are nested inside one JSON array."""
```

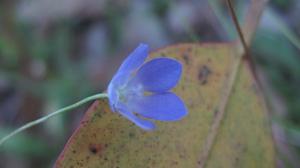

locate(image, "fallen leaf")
[[55, 43, 275, 168]]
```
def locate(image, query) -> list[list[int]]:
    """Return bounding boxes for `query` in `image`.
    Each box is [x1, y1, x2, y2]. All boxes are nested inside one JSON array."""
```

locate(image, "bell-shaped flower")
[[107, 43, 187, 130]]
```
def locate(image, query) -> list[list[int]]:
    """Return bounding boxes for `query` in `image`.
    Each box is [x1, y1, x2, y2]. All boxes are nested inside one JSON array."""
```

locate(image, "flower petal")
[[117, 103, 156, 130], [135, 58, 182, 92], [130, 92, 187, 121], [107, 72, 130, 111], [117, 43, 149, 73]]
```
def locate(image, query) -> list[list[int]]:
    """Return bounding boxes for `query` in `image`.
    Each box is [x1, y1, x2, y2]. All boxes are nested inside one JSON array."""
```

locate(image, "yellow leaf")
[[55, 43, 275, 168]]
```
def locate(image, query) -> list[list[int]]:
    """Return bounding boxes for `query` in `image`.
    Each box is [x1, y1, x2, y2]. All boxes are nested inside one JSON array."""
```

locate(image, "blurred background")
[[0, 0, 299, 167]]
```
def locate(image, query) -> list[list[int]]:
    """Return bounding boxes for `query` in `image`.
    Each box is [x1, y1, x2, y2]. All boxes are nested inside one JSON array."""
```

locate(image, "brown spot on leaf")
[[183, 53, 190, 64], [129, 132, 135, 138], [89, 144, 103, 155], [213, 109, 218, 118], [160, 52, 167, 57], [198, 65, 212, 85]]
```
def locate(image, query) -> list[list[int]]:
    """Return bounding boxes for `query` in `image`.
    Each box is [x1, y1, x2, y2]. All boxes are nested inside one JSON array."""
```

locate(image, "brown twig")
[[226, 0, 248, 54], [226, 0, 259, 84]]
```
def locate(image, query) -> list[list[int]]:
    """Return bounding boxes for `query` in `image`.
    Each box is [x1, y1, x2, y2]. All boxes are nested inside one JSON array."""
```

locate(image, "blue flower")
[[107, 43, 187, 130]]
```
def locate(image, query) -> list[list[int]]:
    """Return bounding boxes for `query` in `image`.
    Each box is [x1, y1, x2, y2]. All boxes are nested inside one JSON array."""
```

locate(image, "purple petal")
[[117, 43, 149, 73], [117, 103, 156, 130], [130, 92, 187, 121], [135, 58, 182, 92]]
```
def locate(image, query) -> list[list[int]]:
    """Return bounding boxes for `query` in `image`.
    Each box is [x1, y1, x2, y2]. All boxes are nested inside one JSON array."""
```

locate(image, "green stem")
[[0, 93, 108, 146]]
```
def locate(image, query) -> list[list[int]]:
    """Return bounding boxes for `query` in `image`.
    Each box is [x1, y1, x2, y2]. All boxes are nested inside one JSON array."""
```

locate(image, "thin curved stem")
[[0, 93, 108, 146]]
